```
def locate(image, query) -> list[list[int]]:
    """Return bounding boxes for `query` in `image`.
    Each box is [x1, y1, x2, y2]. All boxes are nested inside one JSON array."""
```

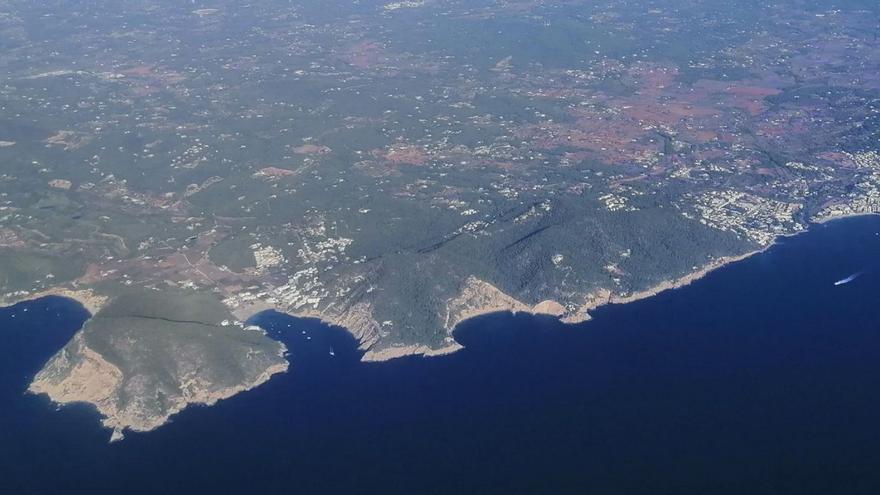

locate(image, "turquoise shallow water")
[[3, 216, 880, 494]]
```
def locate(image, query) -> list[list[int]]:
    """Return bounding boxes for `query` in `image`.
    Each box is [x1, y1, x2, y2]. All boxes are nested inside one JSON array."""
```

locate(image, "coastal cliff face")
[[29, 290, 288, 441]]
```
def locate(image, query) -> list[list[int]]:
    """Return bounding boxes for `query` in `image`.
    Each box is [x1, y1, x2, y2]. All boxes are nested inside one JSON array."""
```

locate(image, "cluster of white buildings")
[[684, 190, 805, 246], [251, 244, 286, 273], [813, 151, 880, 222], [598, 193, 637, 212]]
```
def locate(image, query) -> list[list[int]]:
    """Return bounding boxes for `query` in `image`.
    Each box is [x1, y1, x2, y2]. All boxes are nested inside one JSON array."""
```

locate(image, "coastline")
[[347, 213, 874, 362], [5, 213, 875, 367], [279, 248, 768, 363], [361, 342, 464, 362], [26, 335, 290, 442], [601, 249, 763, 309], [4, 212, 875, 440], [812, 210, 878, 225], [0, 288, 108, 316]]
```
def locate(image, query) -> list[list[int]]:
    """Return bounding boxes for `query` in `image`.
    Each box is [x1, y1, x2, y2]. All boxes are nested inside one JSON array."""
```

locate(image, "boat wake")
[[834, 272, 862, 286]]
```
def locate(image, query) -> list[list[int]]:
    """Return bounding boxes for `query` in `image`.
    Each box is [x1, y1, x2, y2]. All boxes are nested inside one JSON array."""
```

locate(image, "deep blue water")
[[3, 216, 880, 494]]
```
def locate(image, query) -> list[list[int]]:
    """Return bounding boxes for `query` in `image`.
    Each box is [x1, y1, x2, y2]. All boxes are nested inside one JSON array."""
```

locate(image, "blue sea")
[[3, 216, 880, 494]]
